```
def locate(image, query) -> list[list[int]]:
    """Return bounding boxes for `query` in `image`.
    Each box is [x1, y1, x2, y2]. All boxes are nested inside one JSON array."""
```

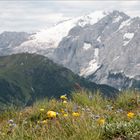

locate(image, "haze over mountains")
[[0, 10, 140, 90]]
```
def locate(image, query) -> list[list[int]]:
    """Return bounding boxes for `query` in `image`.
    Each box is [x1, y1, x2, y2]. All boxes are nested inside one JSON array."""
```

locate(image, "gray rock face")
[[51, 11, 140, 89], [0, 31, 31, 55], [0, 10, 140, 90]]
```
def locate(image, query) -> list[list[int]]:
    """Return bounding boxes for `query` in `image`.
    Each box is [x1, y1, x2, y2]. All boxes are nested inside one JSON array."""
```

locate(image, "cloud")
[[0, 1, 140, 33]]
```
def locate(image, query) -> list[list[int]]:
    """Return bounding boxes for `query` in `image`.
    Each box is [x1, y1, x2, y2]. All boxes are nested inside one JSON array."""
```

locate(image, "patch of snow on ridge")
[[123, 32, 134, 46], [80, 48, 100, 76], [32, 20, 76, 48], [136, 63, 140, 67], [113, 56, 120, 62], [119, 19, 131, 30], [80, 59, 100, 76], [78, 11, 107, 27], [97, 36, 101, 42], [111, 71, 135, 79], [112, 15, 122, 23], [13, 11, 107, 54], [94, 48, 99, 58], [31, 11, 106, 48], [83, 43, 91, 50]]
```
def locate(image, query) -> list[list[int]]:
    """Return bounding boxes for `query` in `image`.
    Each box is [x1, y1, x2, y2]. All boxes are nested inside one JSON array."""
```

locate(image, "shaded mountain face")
[[0, 10, 140, 90], [0, 53, 117, 108], [0, 31, 31, 56]]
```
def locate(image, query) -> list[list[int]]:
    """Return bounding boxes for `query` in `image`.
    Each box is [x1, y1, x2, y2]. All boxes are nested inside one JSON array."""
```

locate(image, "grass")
[[0, 90, 140, 140]]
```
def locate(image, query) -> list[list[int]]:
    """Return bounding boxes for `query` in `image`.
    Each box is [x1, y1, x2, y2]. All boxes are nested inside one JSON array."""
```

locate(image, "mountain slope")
[[0, 11, 140, 90], [0, 53, 117, 108], [49, 11, 140, 90], [0, 31, 31, 56]]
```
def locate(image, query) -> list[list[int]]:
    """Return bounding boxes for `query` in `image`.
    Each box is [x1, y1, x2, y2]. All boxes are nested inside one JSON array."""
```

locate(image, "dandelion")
[[60, 94, 67, 100], [40, 108, 45, 112], [47, 111, 57, 119], [97, 118, 105, 125], [127, 112, 135, 119], [63, 113, 68, 117], [63, 100, 67, 104], [41, 120, 47, 124], [72, 112, 80, 117]]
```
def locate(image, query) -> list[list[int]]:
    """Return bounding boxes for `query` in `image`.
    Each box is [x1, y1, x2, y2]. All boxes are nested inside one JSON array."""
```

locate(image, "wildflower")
[[97, 118, 105, 125], [60, 94, 67, 100], [116, 109, 123, 113], [8, 119, 14, 124], [63, 100, 67, 104], [40, 108, 45, 112], [72, 112, 80, 117], [63, 113, 68, 117], [9, 123, 16, 128], [94, 115, 100, 120], [47, 111, 57, 119], [8, 119, 16, 128], [127, 112, 135, 119], [41, 120, 47, 124], [61, 109, 65, 114]]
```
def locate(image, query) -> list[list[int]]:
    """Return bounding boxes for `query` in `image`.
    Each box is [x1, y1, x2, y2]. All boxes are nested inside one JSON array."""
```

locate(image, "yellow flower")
[[63, 113, 68, 117], [9, 124, 13, 127], [60, 94, 67, 100], [42, 120, 47, 124], [127, 112, 135, 119], [47, 111, 57, 118], [63, 100, 67, 104], [40, 108, 45, 112], [97, 118, 105, 125], [72, 112, 80, 117], [61, 109, 65, 114]]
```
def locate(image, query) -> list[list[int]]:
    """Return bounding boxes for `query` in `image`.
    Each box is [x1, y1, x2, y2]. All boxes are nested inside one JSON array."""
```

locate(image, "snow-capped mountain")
[[12, 11, 107, 56], [1, 10, 140, 90]]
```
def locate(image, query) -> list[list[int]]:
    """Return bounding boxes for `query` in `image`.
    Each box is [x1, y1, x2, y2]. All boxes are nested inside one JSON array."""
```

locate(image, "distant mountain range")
[[0, 53, 117, 109], [0, 10, 140, 90]]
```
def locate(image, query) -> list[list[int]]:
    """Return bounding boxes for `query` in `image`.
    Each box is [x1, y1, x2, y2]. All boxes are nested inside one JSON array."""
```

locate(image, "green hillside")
[[0, 53, 117, 108]]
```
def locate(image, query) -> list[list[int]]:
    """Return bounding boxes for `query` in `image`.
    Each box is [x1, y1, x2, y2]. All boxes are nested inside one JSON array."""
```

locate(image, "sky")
[[0, 1, 140, 33]]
